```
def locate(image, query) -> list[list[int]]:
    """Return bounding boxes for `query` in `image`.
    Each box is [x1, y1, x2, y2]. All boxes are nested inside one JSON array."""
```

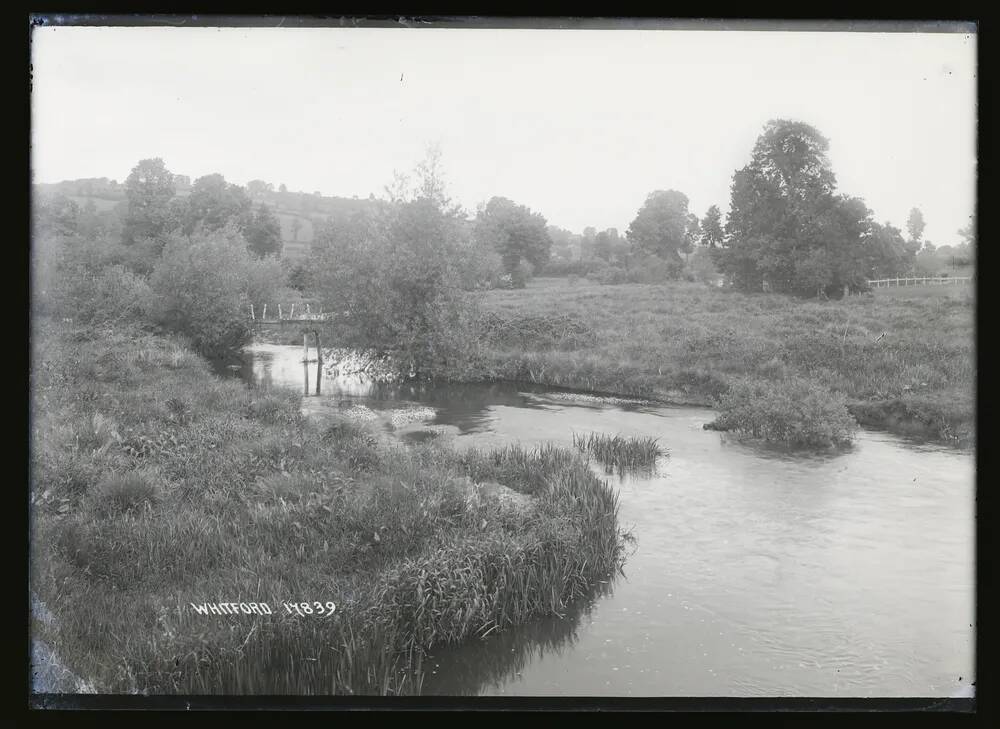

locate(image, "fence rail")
[[867, 276, 972, 288]]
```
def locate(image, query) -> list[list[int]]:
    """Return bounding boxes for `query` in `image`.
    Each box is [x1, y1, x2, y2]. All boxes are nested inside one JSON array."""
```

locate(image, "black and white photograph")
[[28, 16, 977, 706]]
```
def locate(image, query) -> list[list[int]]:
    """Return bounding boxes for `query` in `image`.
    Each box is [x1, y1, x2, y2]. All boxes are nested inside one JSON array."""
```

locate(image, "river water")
[[237, 343, 975, 697]]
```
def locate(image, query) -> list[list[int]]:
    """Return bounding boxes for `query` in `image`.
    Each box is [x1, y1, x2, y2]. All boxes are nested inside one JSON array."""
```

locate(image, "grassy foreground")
[[29, 318, 628, 695], [474, 278, 974, 446]]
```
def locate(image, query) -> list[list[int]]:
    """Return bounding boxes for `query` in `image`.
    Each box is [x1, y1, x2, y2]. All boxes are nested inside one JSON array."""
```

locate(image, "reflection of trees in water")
[[417, 577, 617, 696]]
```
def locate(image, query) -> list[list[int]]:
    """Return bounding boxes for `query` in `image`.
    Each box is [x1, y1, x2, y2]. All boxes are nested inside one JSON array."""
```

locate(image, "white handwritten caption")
[[190, 602, 336, 616]]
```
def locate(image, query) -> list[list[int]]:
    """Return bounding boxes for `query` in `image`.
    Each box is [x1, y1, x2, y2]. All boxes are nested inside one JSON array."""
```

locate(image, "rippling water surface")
[[242, 344, 975, 697]]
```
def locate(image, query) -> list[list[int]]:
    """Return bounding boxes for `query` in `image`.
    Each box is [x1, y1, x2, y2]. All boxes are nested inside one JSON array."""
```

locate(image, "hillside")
[[34, 177, 375, 261]]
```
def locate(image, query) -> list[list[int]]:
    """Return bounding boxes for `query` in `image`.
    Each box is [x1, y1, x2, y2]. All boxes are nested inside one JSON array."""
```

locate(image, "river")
[[234, 343, 975, 697]]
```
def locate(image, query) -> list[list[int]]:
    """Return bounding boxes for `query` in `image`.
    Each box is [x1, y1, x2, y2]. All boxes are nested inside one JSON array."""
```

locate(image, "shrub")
[[149, 227, 281, 358], [708, 377, 858, 447]]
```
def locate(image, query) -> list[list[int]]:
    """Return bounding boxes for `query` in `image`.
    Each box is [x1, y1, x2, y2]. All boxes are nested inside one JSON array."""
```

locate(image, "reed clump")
[[572, 432, 665, 474]]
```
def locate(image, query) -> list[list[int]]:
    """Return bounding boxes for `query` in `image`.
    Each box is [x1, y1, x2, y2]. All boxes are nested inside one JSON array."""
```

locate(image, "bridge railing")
[[249, 303, 339, 322]]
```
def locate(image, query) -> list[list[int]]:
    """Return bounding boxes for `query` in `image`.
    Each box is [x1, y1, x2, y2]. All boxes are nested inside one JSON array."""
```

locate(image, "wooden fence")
[[867, 276, 973, 289]]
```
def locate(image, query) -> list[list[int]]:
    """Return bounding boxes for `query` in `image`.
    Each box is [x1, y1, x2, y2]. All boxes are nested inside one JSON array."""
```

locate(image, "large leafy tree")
[[717, 119, 895, 296], [122, 158, 177, 244], [183, 173, 252, 235], [244, 203, 283, 258], [626, 189, 691, 264], [474, 197, 552, 283], [700, 205, 725, 248]]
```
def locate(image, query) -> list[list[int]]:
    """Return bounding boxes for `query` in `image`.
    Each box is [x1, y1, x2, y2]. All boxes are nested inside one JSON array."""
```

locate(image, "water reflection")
[[232, 343, 974, 697], [419, 579, 616, 696]]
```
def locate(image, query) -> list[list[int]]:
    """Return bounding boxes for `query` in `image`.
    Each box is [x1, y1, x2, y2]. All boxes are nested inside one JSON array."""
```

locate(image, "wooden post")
[[306, 303, 311, 315], [262, 304, 267, 321], [250, 304, 255, 320], [315, 330, 322, 395], [279, 304, 283, 320], [290, 304, 295, 319], [303, 332, 310, 395]]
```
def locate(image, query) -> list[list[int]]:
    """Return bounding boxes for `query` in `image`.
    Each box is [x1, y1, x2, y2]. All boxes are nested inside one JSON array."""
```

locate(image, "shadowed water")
[[237, 343, 975, 697]]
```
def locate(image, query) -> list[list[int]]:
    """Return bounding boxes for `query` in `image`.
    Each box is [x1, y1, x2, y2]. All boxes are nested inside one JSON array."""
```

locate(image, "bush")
[[149, 226, 281, 358], [35, 233, 154, 325], [708, 377, 858, 447]]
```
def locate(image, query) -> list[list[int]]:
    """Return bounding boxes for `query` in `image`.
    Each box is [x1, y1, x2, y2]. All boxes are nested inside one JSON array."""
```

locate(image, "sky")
[[30, 24, 977, 245]]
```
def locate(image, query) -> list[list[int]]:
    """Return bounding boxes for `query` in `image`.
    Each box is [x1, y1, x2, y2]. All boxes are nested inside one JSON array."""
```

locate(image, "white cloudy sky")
[[31, 24, 976, 244]]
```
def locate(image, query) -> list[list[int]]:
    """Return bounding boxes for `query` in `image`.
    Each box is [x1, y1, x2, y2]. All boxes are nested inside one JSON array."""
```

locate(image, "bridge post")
[[315, 330, 322, 395], [302, 332, 310, 395]]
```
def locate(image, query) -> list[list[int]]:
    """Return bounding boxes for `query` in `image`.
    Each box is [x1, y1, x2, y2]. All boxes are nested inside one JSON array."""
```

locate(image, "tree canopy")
[[626, 189, 691, 264], [123, 158, 177, 244], [700, 205, 725, 248], [474, 197, 552, 285], [184, 173, 252, 235], [715, 119, 910, 297]]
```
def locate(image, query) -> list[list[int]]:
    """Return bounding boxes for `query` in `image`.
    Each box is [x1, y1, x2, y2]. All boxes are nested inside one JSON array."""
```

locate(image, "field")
[[473, 278, 974, 446], [29, 318, 628, 694]]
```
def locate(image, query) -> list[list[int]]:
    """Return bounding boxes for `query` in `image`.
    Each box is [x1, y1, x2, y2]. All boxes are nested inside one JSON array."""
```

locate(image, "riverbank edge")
[[30, 318, 629, 694], [290, 344, 971, 449]]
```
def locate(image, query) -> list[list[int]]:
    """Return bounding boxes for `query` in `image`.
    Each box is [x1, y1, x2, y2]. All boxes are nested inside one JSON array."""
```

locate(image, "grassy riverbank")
[[29, 318, 628, 695], [474, 278, 974, 446]]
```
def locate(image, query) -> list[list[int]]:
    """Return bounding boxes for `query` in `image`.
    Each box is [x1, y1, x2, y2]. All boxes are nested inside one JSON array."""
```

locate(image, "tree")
[[33, 193, 80, 237], [594, 230, 613, 262], [245, 203, 283, 258], [122, 158, 176, 244], [246, 179, 274, 199], [684, 213, 701, 256], [413, 143, 462, 215], [474, 197, 552, 285], [715, 119, 883, 296], [626, 189, 691, 264], [700, 205, 724, 248], [907, 208, 926, 244], [310, 197, 477, 377], [866, 221, 911, 279], [183, 174, 252, 235]]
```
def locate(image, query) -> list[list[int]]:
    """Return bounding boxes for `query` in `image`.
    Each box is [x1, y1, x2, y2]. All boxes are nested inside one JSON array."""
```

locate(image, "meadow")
[[472, 278, 974, 446], [29, 318, 629, 694]]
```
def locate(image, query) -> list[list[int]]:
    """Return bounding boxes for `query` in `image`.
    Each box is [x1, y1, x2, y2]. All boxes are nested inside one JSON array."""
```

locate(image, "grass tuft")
[[572, 432, 665, 474]]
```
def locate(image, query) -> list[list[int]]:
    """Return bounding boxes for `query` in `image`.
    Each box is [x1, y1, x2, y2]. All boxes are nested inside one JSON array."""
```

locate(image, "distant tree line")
[[538, 119, 974, 297]]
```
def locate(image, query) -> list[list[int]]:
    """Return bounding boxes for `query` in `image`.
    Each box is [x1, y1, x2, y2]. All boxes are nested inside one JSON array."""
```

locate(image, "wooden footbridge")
[[249, 304, 345, 395]]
